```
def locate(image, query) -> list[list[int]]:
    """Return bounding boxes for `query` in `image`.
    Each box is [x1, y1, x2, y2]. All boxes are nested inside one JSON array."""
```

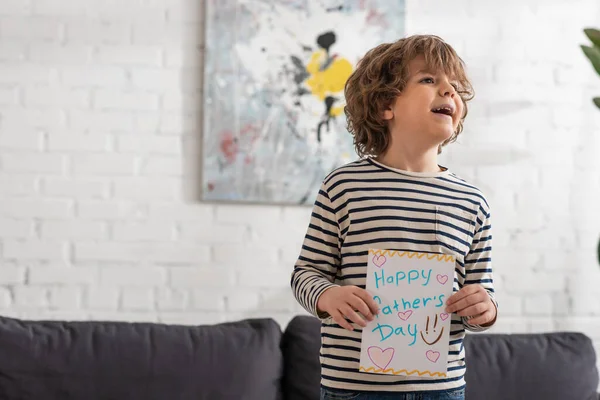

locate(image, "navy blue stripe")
[[465, 257, 491, 264], [302, 244, 340, 261], [305, 234, 338, 249], [308, 223, 338, 239], [338, 195, 477, 216], [330, 184, 481, 207]]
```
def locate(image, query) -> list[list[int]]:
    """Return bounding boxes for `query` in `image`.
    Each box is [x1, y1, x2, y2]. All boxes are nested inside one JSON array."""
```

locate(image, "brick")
[[32, 0, 87, 16], [0, 287, 12, 308], [1, 153, 65, 174], [66, 21, 130, 45], [0, 129, 42, 150], [170, 268, 235, 288], [116, 135, 181, 155], [0, 265, 26, 284], [94, 46, 162, 66], [132, 23, 197, 45], [3, 240, 67, 261], [89, 311, 157, 323], [86, 286, 119, 310], [524, 294, 554, 316], [47, 132, 109, 152], [190, 289, 226, 311], [503, 271, 566, 294], [41, 220, 106, 240], [121, 287, 154, 311], [70, 154, 136, 176], [216, 205, 282, 226], [60, 67, 127, 87], [213, 244, 279, 266], [112, 178, 178, 200], [29, 266, 97, 284], [0, 219, 33, 238], [156, 288, 188, 311], [0, 175, 37, 195], [139, 157, 182, 176], [112, 221, 174, 242], [0, 108, 65, 129], [0, 0, 32, 15], [42, 177, 109, 199], [93, 89, 160, 111], [76, 201, 147, 220], [0, 17, 61, 41], [0, 43, 26, 61], [0, 199, 72, 218], [225, 290, 260, 312], [0, 86, 18, 105], [0, 65, 57, 85], [259, 289, 297, 312], [236, 269, 293, 288], [24, 86, 90, 108], [13, 286, 48, 308], [148, 203, 213, 221], [178, 223, 247, 244], [131, 69, 182, 91], [100, 266, 167, 285], [29, 44, 92, 64], [49, 286, 82, 309]]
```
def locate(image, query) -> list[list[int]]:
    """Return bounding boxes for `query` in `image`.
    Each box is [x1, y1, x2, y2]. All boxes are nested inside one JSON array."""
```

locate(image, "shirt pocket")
[[435, 205, 476, 254]]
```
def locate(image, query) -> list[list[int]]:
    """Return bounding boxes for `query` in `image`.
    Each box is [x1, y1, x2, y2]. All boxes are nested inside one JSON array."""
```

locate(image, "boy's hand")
[[317, 286, 380, 331], [445, 284, 497, 326]]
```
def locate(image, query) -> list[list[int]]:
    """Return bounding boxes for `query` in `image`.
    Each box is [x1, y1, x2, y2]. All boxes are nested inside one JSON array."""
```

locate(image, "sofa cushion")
[[281, 315, 322, 400], [0, 316, 283, 400], [464, 332, 599, 400]]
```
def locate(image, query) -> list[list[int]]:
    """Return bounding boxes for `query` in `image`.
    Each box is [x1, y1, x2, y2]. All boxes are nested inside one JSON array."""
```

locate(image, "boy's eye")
[[421, 77, 434, 83], [451, 83, 459, 90]]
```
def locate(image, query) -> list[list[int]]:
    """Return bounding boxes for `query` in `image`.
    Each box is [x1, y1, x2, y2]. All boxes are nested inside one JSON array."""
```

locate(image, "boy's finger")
[[331, 310, 354, 331], [445, 292, 479, 313], [353, 288, 380, 314], [347, 296, 374, 321], [466, 310, 493, 326], [446, 285, 479, 304], [340, 305, 367, 327], [454, 302, 488, 317]]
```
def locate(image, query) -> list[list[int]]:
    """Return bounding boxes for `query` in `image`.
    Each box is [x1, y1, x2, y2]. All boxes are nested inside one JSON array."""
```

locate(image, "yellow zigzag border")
[[359, 366, 447, 377], [369, 249, 455, 263]]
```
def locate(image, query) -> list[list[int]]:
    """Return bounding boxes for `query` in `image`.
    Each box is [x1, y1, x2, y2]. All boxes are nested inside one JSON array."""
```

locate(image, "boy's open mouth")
[[431, 105, 454, 116]]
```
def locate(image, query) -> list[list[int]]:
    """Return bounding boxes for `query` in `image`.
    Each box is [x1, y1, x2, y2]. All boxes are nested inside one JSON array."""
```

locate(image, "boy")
[[291, 35, 498, 400]]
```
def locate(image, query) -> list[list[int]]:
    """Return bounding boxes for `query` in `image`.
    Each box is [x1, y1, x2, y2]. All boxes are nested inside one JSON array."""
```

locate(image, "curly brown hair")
[[343, 34, 474, 158]]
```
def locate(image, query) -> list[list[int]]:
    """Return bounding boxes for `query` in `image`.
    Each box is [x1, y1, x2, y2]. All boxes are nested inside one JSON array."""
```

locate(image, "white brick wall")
[[0, 0, 600, 377]]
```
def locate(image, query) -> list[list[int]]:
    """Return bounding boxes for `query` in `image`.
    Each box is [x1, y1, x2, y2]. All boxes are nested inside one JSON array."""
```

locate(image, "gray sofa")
[[0, 314, 598, 399]]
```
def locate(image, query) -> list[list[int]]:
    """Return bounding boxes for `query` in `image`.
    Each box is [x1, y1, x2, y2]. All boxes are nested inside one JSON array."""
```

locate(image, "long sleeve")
[[462, 205, 497, 332], [290, 181, 341, 319]]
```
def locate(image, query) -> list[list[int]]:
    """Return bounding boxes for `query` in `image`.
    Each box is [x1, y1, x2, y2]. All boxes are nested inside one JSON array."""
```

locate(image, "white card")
[[359, 249, 455, 378]]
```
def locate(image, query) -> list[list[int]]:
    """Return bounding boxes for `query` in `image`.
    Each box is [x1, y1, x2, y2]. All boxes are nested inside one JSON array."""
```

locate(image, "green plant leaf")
[[581, 45, 600, 76], [584, 28, 600, 48], [594, 97, 600, 109]]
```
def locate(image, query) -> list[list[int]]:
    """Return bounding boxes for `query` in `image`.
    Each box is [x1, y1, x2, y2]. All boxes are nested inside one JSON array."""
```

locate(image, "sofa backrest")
[[0, 316, 284, 400], [282, 315, 600, 400]]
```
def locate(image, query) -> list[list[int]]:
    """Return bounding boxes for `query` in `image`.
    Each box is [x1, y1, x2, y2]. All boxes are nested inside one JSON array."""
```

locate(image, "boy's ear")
[[381, 106, 394, 120]]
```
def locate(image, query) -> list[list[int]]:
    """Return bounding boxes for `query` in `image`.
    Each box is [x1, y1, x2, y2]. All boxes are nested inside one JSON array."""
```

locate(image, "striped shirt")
[[291, 158, 497, 393]]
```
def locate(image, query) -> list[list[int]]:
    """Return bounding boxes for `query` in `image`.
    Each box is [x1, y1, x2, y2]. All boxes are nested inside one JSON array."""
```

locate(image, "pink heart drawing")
[[426, 350, 440, 363], [440, 313, 449, 321], [397, 310, 413, 321], [373, 255, 387, 268], [367, 346, 395, 370], [436, 274, 448, 285]]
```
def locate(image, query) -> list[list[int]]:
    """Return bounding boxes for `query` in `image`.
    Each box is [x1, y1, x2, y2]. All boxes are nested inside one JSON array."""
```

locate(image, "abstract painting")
[[202, 0, 406, 205]]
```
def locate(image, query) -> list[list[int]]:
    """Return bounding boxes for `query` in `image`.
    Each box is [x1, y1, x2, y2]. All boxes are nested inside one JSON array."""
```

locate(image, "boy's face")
[[382, 54, 464, 150]]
